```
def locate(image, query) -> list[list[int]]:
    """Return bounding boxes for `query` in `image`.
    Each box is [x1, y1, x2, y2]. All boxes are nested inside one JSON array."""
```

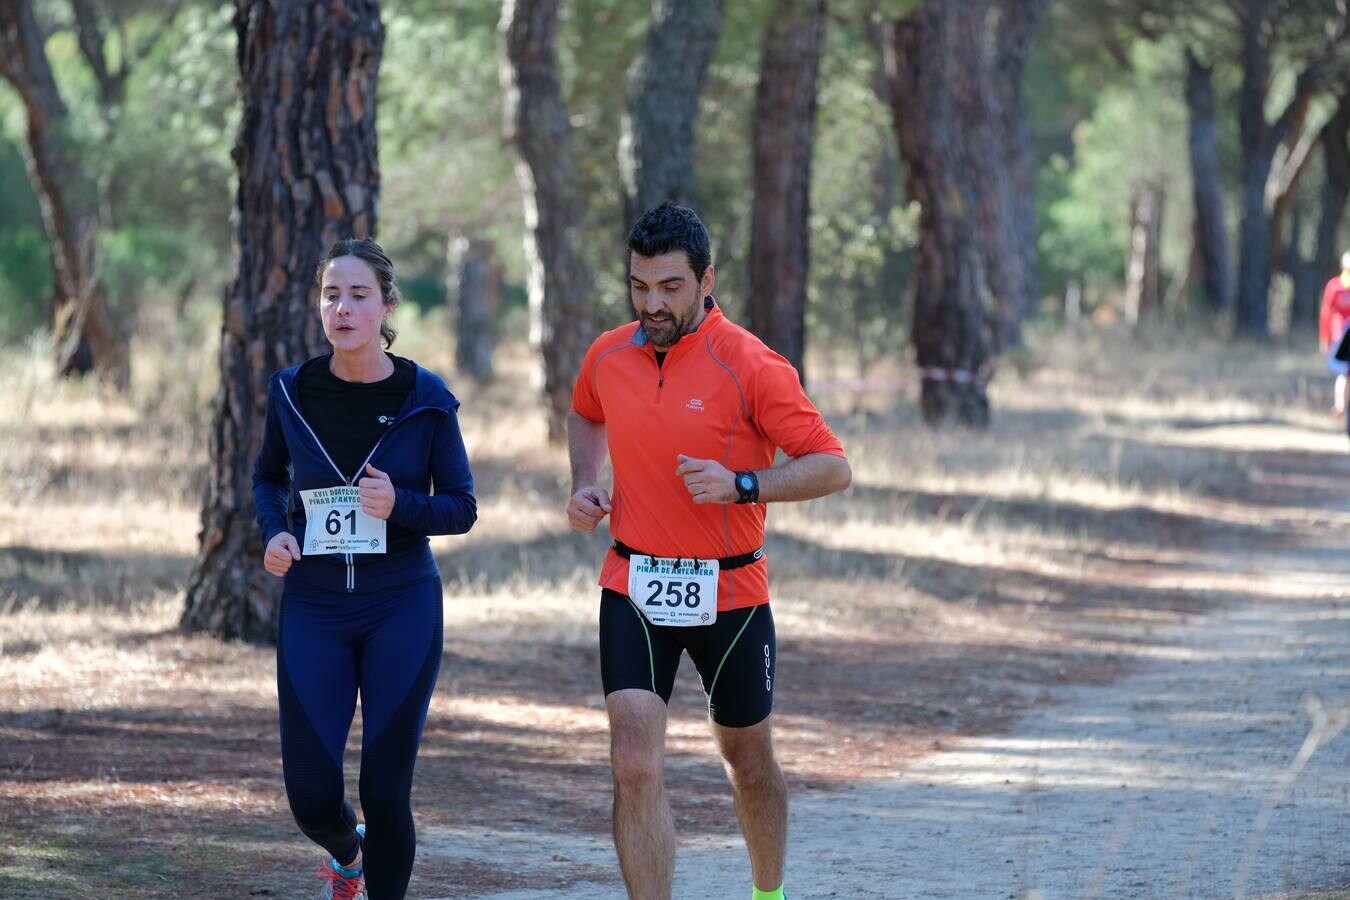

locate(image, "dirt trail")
[[417, 433, 1350, 900], [6, 377, 1349, 900]]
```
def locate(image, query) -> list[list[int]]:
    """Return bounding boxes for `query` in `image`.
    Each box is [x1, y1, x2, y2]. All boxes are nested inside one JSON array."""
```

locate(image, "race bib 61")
[[299, 486, 386, 555]]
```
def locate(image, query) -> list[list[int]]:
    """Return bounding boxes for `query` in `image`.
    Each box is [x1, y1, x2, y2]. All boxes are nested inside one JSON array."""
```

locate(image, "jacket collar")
[[273, 354, 458, 414]]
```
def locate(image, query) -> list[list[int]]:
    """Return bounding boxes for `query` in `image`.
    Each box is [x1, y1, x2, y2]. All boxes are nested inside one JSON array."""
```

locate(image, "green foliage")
[[0, 120, 50, 342], [0, 2, 237, 342], [0, 226, 53, 342], [1041, 38, 1193, 303], [560, 0, 651, 328], [107, 3, 237, 290], [98, 226, 202, 317], [380, 0, 522, 302], [686, 0, 774, 325], [1025, 5, 1132, 304], [118, 5, 237, 210], [400, 271, 447, 312], [0, 129, 40, 225], [4, 0, 1341, 360], [807, 15, 914, 374]]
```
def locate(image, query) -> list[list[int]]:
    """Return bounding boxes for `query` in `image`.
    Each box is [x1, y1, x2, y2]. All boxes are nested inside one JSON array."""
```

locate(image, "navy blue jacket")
[[253, 358, 477, 594]]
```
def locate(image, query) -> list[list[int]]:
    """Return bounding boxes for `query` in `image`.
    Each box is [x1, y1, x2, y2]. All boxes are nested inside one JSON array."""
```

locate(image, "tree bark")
[[501, 0, 594, 444], [989, 0, 1048, 333], [619, 0, 724, 223], [0, 1, 128, 386], [864, 16, 910, 337], [182, 0, 383, 641], [1124, 181, 1165, 326], [1299, 92, 1350, 333], [1234, 0, 1277, 339], [1185, 46, 1232, 313], [747, 0, 826, 381], [1267, 126, 1320, 280], [449, 236, 500, 382], [932, 0, 1044, 352], [884, 4, 994, 428], [50, 262, 94, 374], [1284, 196, 1317, 335], [1234, 0, 1348, 339]]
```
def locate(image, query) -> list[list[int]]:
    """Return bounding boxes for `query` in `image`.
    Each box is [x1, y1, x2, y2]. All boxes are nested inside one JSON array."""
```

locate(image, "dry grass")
[[2, 313, 1347, 896]]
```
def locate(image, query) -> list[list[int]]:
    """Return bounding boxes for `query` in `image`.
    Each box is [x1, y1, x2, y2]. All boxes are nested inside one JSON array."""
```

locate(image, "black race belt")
[[613, 540, 765, 571]]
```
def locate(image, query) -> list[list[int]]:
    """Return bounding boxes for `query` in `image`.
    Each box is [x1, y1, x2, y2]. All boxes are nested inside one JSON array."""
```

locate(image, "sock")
[[333, 829, 364, 872], [332, 857, 363, 878], [752, 885, 785, 900]]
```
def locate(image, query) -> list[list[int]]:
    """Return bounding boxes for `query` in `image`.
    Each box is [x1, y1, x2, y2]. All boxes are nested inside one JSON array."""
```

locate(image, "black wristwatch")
[[734, 470, 760, 504]]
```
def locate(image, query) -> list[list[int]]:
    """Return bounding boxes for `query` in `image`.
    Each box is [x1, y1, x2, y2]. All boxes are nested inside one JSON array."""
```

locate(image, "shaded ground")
[[3, 343, 1350, 898], [430, 600, 1350, 899], [412, 423, 1350, 899]]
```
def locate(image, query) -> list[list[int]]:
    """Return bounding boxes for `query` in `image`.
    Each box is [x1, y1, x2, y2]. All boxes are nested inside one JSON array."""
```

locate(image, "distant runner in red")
[[1318, 250, 1350, 417], [566, 202, 852, 900]]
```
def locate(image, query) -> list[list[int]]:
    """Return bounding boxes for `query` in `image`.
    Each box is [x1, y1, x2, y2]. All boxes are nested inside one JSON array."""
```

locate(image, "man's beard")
[[642, 303, 698, 348]]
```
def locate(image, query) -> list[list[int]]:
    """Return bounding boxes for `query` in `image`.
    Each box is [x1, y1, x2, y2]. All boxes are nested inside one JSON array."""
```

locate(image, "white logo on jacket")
[[686, 398, 704, 411]]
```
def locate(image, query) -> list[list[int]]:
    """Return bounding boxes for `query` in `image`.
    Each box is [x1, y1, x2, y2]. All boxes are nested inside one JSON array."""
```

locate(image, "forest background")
[[5, 0, 1347, 402], [3, 1, 1350, 896]]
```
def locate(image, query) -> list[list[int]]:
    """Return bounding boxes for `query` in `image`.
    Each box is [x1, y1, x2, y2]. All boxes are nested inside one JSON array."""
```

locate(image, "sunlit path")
[[429, 597, 1349, 899]]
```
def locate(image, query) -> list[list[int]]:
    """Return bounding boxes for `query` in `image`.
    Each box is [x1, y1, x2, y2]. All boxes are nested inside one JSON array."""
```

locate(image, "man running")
[[1319, 250, 1350, 417], [566, 202, 851, 900]]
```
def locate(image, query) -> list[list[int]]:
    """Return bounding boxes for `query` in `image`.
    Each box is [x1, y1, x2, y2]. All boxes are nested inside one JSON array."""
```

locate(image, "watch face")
[[738, 473, 754, 492]]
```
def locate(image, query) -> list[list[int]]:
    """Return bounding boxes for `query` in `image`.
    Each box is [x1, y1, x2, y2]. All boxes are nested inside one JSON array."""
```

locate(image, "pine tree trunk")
[[1233, 0, 1346, 339], [1185, 46, 1232, 314], [1267, 129, 1318, 282], [885, 5, 993, 428], [1300, 93, 1350, 333], [910, 0, 1034, 352], [50, 270, 94, 375], [1285, 198, 1319, 336], [1235, 0, 1276, 339], [501, 0, 594, 445], [865, 16, 910, 331], [1236, 150, 1273, 337], [0, 1, 128, 387], [989, 0, 1047, 337], [747, 0, 826, 381], [1124, 182, 1165, 326], [450, 236, 500, 382], [619, 0, 724, 223], [182, 0, 383, 641]]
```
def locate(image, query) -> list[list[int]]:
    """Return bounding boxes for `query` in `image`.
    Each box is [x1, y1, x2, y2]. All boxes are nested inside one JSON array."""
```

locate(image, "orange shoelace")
[[316, 862, 366, 899]]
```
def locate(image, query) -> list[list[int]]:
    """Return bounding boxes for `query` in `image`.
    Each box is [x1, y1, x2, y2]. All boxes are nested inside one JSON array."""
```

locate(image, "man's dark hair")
[[626, 201, 712, 281]]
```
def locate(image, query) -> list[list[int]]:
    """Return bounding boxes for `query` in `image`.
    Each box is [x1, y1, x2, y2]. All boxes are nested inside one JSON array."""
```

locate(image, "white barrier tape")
[[807, 366, 997, 395], [916, 365, 996, 386]]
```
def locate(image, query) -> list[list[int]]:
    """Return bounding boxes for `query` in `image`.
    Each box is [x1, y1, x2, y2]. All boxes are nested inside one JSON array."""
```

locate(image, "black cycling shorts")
[[598, 588, 776, 728]]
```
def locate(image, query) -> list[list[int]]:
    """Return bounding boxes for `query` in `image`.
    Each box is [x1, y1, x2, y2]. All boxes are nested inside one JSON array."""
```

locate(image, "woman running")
[[254, 237, 476, 899]]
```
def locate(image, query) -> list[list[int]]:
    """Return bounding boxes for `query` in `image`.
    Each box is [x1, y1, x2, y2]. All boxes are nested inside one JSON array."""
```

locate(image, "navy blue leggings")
[[277, 576, 443, 900]]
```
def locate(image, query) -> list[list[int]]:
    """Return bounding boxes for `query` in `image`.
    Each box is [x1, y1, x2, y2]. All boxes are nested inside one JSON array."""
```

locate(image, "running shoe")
[[316, 824, 366, 899], [315, 860, 364, 900]]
